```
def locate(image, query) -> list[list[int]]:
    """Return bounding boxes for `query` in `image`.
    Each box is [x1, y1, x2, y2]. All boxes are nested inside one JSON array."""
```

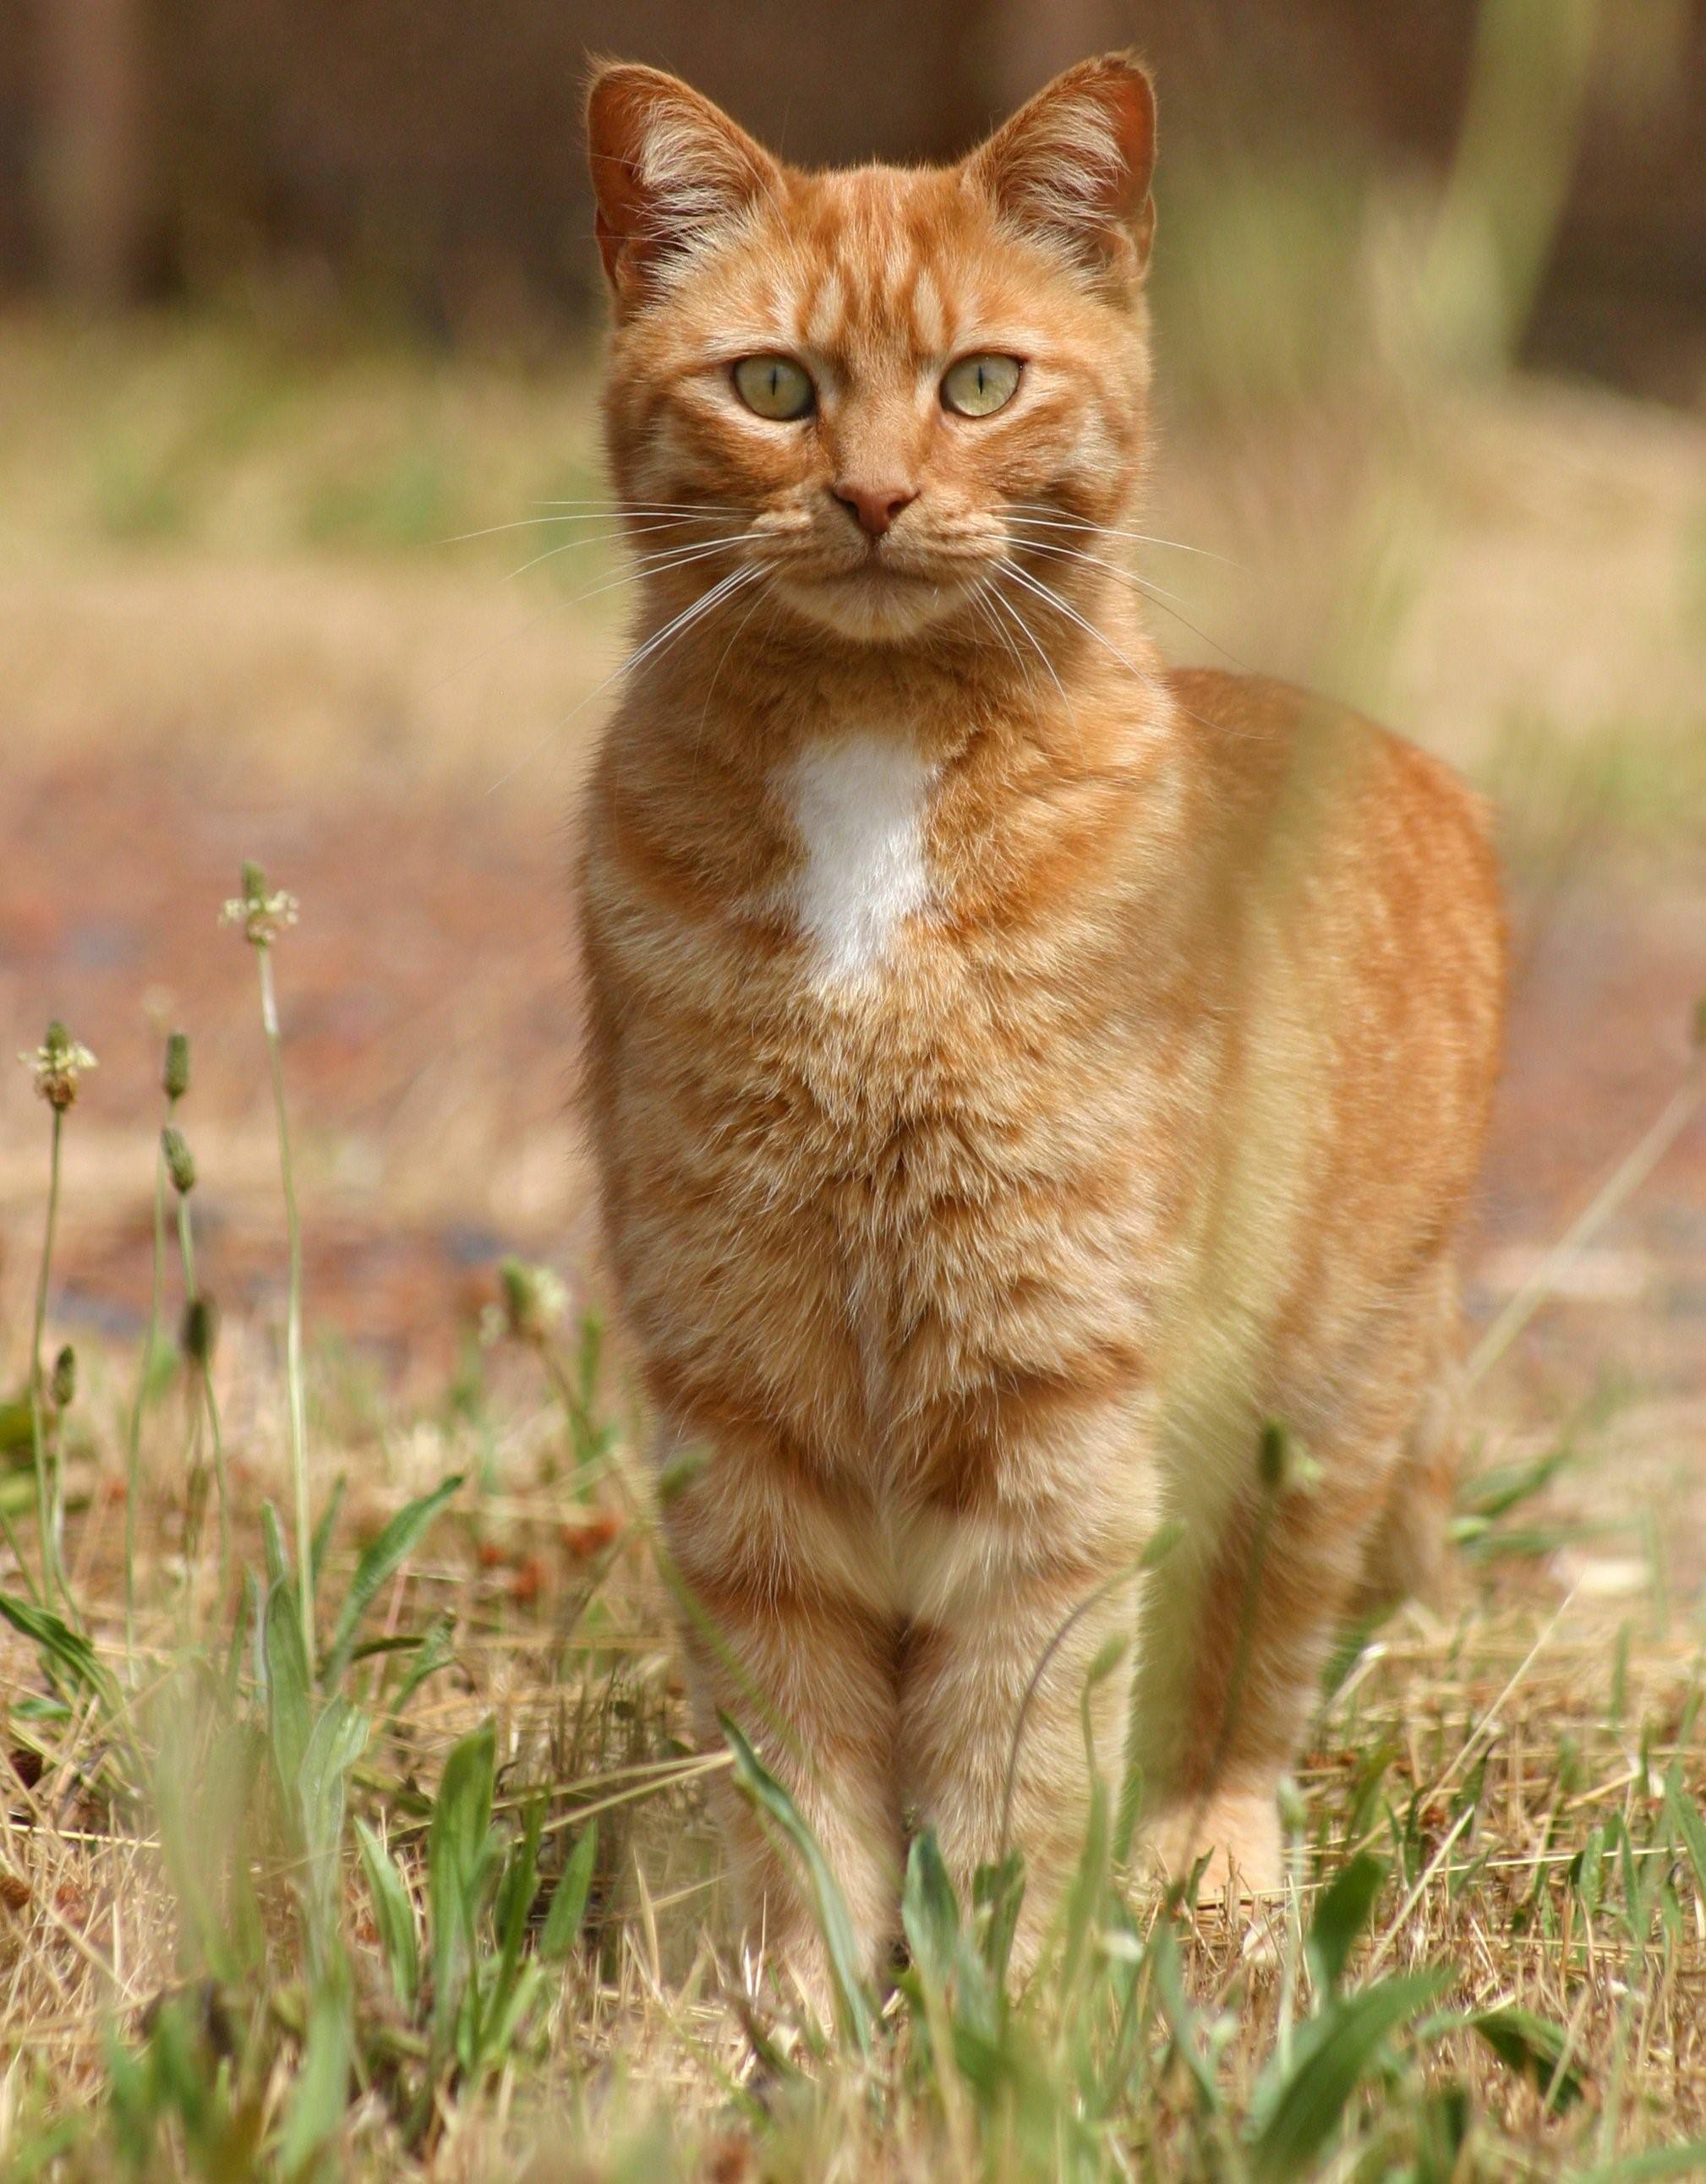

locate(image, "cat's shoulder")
[[1165, 666, 1491, 843], [1165, 664, 1413, 769]]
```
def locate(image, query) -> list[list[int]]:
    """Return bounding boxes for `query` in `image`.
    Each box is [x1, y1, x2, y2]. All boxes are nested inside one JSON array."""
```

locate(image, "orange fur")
[[578, 54, 1505, 2003]]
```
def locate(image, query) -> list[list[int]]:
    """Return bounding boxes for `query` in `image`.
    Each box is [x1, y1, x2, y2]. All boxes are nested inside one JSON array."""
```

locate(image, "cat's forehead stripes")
[[800, 265, 848, 356], [778, 170, 988, 363]]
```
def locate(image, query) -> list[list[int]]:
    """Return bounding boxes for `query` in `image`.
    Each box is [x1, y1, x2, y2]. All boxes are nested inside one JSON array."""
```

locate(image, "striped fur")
[[580, 54, 1506, 2009]]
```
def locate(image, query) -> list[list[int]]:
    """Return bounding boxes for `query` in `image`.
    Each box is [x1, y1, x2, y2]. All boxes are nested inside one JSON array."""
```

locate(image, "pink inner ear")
[[589, 151, 645, 290], [1096, 72, 1157, 217], [972, 56, 1157, 265], [585, 67, 780, 303], [587, 75, 663, 290]]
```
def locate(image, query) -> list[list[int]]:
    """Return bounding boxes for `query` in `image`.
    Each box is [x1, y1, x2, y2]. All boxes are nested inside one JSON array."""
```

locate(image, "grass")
[[0, 310, 607, 565], [2, 851, 1704, 2184]]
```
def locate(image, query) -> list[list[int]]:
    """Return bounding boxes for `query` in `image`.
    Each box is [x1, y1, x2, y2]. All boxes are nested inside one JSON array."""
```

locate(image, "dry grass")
[[3, 1306, 1706, 2179]]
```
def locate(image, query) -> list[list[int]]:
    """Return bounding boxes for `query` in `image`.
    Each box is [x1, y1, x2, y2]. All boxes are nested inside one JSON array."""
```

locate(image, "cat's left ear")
[[967, 52, 1157, 291], [586, 63, 782, 314]]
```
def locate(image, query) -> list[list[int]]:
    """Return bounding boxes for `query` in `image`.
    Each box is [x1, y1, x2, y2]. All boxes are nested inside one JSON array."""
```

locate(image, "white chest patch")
[[781, 734, 936, 985]]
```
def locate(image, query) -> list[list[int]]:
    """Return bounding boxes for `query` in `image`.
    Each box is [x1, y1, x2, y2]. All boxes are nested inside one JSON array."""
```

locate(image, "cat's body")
[[579, 54, 1504, 2004]]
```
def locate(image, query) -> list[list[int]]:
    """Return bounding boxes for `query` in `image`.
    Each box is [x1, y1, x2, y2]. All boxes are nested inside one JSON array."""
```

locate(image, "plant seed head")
[[493, 1256, 569, 1346], [163, 1030, 191, 1101], [20, 1020, 97, 1110], [182, 1296, 218, 1366], [162, 1126, 196, 1195], [1258, 1418, 1291, 1492], [51, 1344, 76, 1409], [221, 861, 298, 947]]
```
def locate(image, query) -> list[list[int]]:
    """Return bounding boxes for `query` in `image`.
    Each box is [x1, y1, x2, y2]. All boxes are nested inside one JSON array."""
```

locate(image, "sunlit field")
[[3, 63, 1706, 2170]]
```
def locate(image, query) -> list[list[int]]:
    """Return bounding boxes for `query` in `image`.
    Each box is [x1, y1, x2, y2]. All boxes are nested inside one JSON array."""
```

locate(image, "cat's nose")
[[831, 481, 918, 538]]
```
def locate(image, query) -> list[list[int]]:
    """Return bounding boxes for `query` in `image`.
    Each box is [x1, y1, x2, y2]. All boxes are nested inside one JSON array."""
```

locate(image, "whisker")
[[1004, 505, 1241, 568], [531, 498, 751, 513], [424, 537, 758, 699], [987, 571, 1089, 773], [619, 561, 768, 687], [483, 561, 766, 800], [997, 558, 1154, 693], [992, 561, 1243, 756], [1009, 531, 1198, 613], [968, 577, 1035, 697], [1007, 535, 1248, 665], [504, 532, 758, 595], [506, 525, 754, 585], [437, 511, 734, 549], [691, 573, 777, 790], [1003, 540, 1246, 669], [519, 536, 763, 614]]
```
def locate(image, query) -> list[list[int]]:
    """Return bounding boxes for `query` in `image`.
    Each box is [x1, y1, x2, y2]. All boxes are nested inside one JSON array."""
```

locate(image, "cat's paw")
[[1140, 1786, 1283, 1908]]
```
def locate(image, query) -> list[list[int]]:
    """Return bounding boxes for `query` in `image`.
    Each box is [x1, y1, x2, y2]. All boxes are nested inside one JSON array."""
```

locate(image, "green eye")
[[732, 354, 815, 420], [942, 353, 1023, 418]]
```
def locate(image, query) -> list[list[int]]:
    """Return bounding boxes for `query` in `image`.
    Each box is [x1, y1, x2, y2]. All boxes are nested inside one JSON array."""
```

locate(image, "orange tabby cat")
[[579, 52, 1504, 2007]]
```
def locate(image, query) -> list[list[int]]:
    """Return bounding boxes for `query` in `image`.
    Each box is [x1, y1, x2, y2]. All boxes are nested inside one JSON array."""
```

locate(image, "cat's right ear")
[[585, 64, 781, 314], [967, 52, 1157, 292]]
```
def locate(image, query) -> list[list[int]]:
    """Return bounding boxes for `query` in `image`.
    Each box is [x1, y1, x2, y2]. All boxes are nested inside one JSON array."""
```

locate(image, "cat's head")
[[587, 54, 1157, 645]]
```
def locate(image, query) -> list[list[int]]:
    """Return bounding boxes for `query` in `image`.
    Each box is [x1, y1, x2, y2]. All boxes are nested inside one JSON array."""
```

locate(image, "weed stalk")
[[125, 1031, 187, 1662], [165, 1122, 229, 1615], [31, 1106, 66, 1609], [226, 864, 312, 1667], [19, 1022, 94, 1613]]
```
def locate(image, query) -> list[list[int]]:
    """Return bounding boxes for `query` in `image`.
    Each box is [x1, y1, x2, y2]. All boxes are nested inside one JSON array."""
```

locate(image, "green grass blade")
[[429, 1719, 496, 2053], [540, 1822, 598, 1963], [494, 1801, 543, 2004], [260, 1502, 288, 1589], [354, 1819, 420, 2013], [264, 1581, 314, 1805], [1151, 1919, 1221, 2115], [0, 1590, 118, 1713], [1572, 2147, 1706, 2184], [1468, 2004, 1584, 2110], [296, 1695, 368, 1968], [1664, 1766, 1706, 1899], [901, 1826, 961, 1992], [321, 1472, 462, 1687], [971, 1851, 1025, 1989], [384, 1609, 456, 1725], [1306, 1852, 1387, 1996], [1249, 1970, 1448, 2180], [309, 1472, 346, 1586], [1059, 1775, 1110, 2001], [720, 1712, 874, 2053], [276, 1967, 353, 2179]]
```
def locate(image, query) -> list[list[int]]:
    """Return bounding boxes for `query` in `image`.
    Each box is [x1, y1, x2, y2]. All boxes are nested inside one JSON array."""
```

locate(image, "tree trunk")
[[34, 0, 155, 304]]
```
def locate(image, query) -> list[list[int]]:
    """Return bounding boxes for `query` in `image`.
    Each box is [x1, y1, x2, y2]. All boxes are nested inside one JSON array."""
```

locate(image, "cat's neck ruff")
[[779, 733, 938, 986]]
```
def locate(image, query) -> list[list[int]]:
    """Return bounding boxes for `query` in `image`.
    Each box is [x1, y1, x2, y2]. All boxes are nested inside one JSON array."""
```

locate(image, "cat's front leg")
[[660, 1429, 903, 2022], [899, 1470, 1152, 1982]]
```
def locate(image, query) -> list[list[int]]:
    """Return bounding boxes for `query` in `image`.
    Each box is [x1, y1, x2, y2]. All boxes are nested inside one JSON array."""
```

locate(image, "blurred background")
[[1, 0, 1703, 1565]]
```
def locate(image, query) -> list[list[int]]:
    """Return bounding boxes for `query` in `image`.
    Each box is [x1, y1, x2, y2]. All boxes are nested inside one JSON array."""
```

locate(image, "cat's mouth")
[[769, 546, 991, 639], [825, 554, 949, 588]]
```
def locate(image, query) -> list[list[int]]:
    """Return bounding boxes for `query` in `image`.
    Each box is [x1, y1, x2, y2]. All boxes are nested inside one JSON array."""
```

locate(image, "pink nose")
[[832, 481, 917, 538]]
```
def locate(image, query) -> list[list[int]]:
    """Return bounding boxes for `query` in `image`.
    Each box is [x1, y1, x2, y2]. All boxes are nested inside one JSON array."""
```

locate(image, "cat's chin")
[[773, 566, 977, 646]]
